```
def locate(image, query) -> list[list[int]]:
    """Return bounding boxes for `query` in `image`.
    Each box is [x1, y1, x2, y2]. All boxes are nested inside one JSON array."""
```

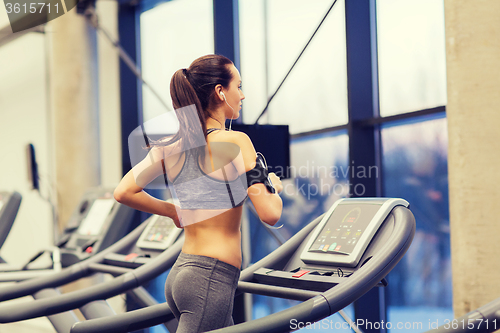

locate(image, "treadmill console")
[[300, 198, 409, 267], [58, 188, 134, 267], [253, 198, 411, 292], [76, 199, 116, 236], [136, 215, 182, 251]]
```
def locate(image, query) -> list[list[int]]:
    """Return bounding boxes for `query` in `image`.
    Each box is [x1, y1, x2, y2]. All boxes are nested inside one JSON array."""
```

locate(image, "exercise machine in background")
[[0, 210, 183, 333], [0, 187, 135, 282]]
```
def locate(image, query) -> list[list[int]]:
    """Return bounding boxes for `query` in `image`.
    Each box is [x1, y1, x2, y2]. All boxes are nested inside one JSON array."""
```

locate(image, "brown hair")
[[155, 54, 234, 154]]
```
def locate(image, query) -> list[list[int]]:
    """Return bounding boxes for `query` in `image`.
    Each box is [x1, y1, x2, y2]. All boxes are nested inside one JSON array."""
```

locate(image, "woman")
[[114, 54, 283, 332]]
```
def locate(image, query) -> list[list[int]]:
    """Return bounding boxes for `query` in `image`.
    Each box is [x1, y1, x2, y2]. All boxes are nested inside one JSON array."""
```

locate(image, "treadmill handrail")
[[237, 281, 320, 301], [71, 303, 175, 333], [0, 234, 183, 323], [0, 218, 150, 302], [88, 263, 133, 276], [0, 220, 144, 297]]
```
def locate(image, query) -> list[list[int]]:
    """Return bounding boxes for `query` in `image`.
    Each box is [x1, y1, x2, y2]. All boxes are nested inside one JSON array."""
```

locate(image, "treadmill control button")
[[292, 270, 310, 278], [125, 253, 139, 261]]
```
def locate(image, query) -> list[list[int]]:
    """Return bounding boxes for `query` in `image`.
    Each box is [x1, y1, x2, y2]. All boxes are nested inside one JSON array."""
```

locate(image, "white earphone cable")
[[222, 94, 235, 131]]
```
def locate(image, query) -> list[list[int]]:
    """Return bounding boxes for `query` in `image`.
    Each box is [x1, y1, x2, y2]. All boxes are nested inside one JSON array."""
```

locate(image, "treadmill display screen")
[[308, 204, 381, 255], [77, 199, 115, 235]]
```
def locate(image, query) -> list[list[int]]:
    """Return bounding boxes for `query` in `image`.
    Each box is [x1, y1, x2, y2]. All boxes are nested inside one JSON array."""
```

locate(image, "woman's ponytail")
[[152, 55, 233, 153], [170, 69, 207, 152]]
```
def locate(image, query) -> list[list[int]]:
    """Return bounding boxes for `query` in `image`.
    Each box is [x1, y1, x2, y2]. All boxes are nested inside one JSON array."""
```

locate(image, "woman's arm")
[[114, 147, 182, 228], [229, 132, 283, 226]]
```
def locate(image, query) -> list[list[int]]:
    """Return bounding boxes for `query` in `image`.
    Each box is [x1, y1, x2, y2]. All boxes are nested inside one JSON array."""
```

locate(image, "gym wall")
[[0, 2, 122, 266]]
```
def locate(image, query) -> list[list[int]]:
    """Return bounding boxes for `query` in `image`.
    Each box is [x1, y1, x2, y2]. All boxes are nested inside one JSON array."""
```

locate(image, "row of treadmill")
[[0, 189, 498, 333]]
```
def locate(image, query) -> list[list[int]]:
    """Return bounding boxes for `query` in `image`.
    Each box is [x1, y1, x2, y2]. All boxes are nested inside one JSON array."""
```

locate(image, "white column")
[[445, 0, 500, 317], [47, 9, 100, 229]]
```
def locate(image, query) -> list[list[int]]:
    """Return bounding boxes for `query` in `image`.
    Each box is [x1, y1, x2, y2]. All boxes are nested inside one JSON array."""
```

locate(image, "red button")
[[85, 246, 93, 253], [125, 253, 139, 261], [292, 270, 310, 278]]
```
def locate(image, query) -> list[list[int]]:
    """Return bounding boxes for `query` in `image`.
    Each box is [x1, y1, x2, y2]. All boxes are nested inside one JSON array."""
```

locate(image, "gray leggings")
[[165, 252, 240, 333]]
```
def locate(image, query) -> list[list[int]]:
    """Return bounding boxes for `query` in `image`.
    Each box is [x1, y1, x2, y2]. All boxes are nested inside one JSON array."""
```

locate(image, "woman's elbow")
[[260, 206, 282, 226], [113, 187, 127, 204], [262, 215, 280, 226]]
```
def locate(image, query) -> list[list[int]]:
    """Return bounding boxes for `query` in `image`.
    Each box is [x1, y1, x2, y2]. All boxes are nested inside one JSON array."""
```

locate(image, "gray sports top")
[[170, 128, 248, 210]]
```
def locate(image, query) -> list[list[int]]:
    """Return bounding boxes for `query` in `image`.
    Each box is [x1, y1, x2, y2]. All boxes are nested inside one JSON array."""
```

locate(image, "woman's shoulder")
[[210, 130, 252, 145], [211, 130, 255, 154], [148, 136, 183, 160], [203, 130, 257, 174], [208, 130, 256, 165]]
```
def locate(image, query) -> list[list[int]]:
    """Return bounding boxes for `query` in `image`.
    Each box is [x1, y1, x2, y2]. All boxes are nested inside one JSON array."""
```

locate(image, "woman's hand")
[[269, 173, 283, 194], [165, 201, 183, 229], [172, 215, 183, 229]]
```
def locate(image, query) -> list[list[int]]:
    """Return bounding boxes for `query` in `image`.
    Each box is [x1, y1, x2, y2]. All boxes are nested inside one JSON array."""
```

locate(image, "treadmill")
[[0, 188, 135, 282], [69, 197, 416, 333], [0, 211, 183, 333]]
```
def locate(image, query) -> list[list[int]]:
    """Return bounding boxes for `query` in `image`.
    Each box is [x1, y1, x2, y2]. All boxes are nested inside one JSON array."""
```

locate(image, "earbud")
[[220, 91, 234, 131]]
